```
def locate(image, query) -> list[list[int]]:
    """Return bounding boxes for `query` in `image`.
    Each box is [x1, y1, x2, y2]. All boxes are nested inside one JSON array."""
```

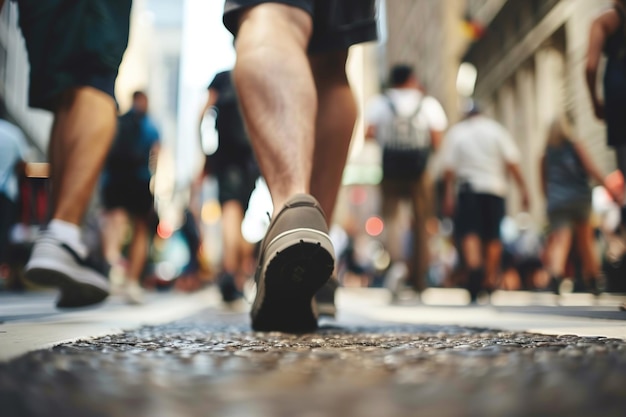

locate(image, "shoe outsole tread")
[[252, 240, 334, 333], [26, 268, 109, 308]]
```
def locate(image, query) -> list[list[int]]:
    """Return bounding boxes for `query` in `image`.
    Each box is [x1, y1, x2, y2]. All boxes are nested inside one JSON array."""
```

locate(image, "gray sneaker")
[[251, 194, 335, 333], [25, 233, 110, 308]]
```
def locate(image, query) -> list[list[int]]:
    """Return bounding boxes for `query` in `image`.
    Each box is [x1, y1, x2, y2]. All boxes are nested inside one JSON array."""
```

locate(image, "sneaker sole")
[[26, 262, 109, 309], [252, 229, 334, 333]]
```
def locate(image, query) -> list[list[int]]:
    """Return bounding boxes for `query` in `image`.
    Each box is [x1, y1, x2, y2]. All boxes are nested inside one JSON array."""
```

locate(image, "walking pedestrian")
[[442, 103, 530, 303], [586, 0, 626, 232], [3, 0, 132, 308], [223, 0, 378, 332], [0, 100, 28, 271], [199, 70, 259, 303], [541, 117, 620, 295], [100, 91, 160, 305], [365, 64, 448, 295]]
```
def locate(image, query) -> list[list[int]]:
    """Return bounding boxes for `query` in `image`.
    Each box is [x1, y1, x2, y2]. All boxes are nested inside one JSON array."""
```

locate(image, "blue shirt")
[[103, 110, 160, 184]]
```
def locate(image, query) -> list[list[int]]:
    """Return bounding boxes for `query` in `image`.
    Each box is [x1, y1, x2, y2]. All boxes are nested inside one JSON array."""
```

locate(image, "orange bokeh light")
[[365, 216, 384, 237]]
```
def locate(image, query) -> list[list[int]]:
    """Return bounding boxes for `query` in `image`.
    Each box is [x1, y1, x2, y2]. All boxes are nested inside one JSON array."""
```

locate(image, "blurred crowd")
[[1, 0, 625, 313]]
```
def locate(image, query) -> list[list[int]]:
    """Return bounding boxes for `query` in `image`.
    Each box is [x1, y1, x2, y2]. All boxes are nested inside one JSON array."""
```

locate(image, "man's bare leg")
[[234, 4, 337, 332], [462, 234, 484, 302], [49, 88, 117, 224], [308, 51, 356, 313], [309, 50, 356, 222], [127, 218, 149, 283], [484, 239, 503, 291], [101, 208, 128, 264], [218, 200, 246, 302], [25, 87, 117, 307], [234, 4, 315, 211]]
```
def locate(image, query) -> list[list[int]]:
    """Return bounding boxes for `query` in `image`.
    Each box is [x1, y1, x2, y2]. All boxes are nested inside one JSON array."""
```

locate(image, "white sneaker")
[[108, 261, 127, 296], [123, 280, 144, 305], [25, 233, 110, 308]]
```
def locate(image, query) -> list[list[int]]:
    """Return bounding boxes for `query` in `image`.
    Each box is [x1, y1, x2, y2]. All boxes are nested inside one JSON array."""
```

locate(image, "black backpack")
[[381, 95, 432, 180], [106, 111, 146, 173]]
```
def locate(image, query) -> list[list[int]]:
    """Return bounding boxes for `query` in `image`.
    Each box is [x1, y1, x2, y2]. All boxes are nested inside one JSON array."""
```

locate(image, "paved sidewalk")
[[1, 287, 625, 416], [0, 289, 219, 361]]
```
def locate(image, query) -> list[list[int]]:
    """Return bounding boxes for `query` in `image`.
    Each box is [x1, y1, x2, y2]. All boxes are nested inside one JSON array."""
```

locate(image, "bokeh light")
[[365, 216, 384, 237]]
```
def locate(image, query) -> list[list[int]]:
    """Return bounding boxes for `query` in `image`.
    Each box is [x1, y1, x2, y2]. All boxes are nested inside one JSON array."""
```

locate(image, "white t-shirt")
[[0, 119, 28, 202], [365, 88, 448, 146], [442, 115, 520, 198]]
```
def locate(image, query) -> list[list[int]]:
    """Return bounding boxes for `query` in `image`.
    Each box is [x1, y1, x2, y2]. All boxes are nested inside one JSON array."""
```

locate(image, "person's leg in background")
[[544, 225, 573, 294], [481, 195, 505, 292], [461, 234, 484, 303], [215, 163, 258, 302], [219, 200, 246, 302], [308, 50, 357, 315], [100, 205, 128, 293], [124, 214, 150, 305], [484, 239, 503, 291], [408, 175, 432, 293], [309, 50, 356, 223], [455, 190, 484, 303], [381, 180, 404, 266], [101, 207, 128, 267], [574, 218, 603, 294], [615, 146, 626, 226]]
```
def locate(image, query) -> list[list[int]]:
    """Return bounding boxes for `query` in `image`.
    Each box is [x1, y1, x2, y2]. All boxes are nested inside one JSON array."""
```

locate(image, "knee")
[[235, 4, 312, 50]]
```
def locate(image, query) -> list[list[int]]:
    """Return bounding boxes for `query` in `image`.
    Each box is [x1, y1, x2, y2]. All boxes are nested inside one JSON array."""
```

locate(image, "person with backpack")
[[442, 102, 529, 303], [100, 91, 160, 305], [365, 64, 448, 295], [586, 0, 626, 248], [541, 116, 620, 295]]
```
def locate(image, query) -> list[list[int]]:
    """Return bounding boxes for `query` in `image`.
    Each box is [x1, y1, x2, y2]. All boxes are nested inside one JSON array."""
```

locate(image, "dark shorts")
[[215, 163, 259, 212], [223, 0, 378, 53], [101, 180, 154, 217], [454, 190, 505, 242], [15, 0, 131, 110], [547, 202, 591, 231]]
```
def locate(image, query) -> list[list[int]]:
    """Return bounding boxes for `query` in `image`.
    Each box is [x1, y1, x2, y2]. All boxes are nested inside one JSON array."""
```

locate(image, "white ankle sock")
[[47, 219, 85, 255]]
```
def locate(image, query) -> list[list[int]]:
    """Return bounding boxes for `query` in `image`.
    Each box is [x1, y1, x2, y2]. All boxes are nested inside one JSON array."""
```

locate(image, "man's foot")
[[315, 276, 339, 318], [584, 277, 604, 297], [251, 194, 335, 333], [25, 233, 109, 308], [123, 280, 144, 305], [549, 276, 561, 295]]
